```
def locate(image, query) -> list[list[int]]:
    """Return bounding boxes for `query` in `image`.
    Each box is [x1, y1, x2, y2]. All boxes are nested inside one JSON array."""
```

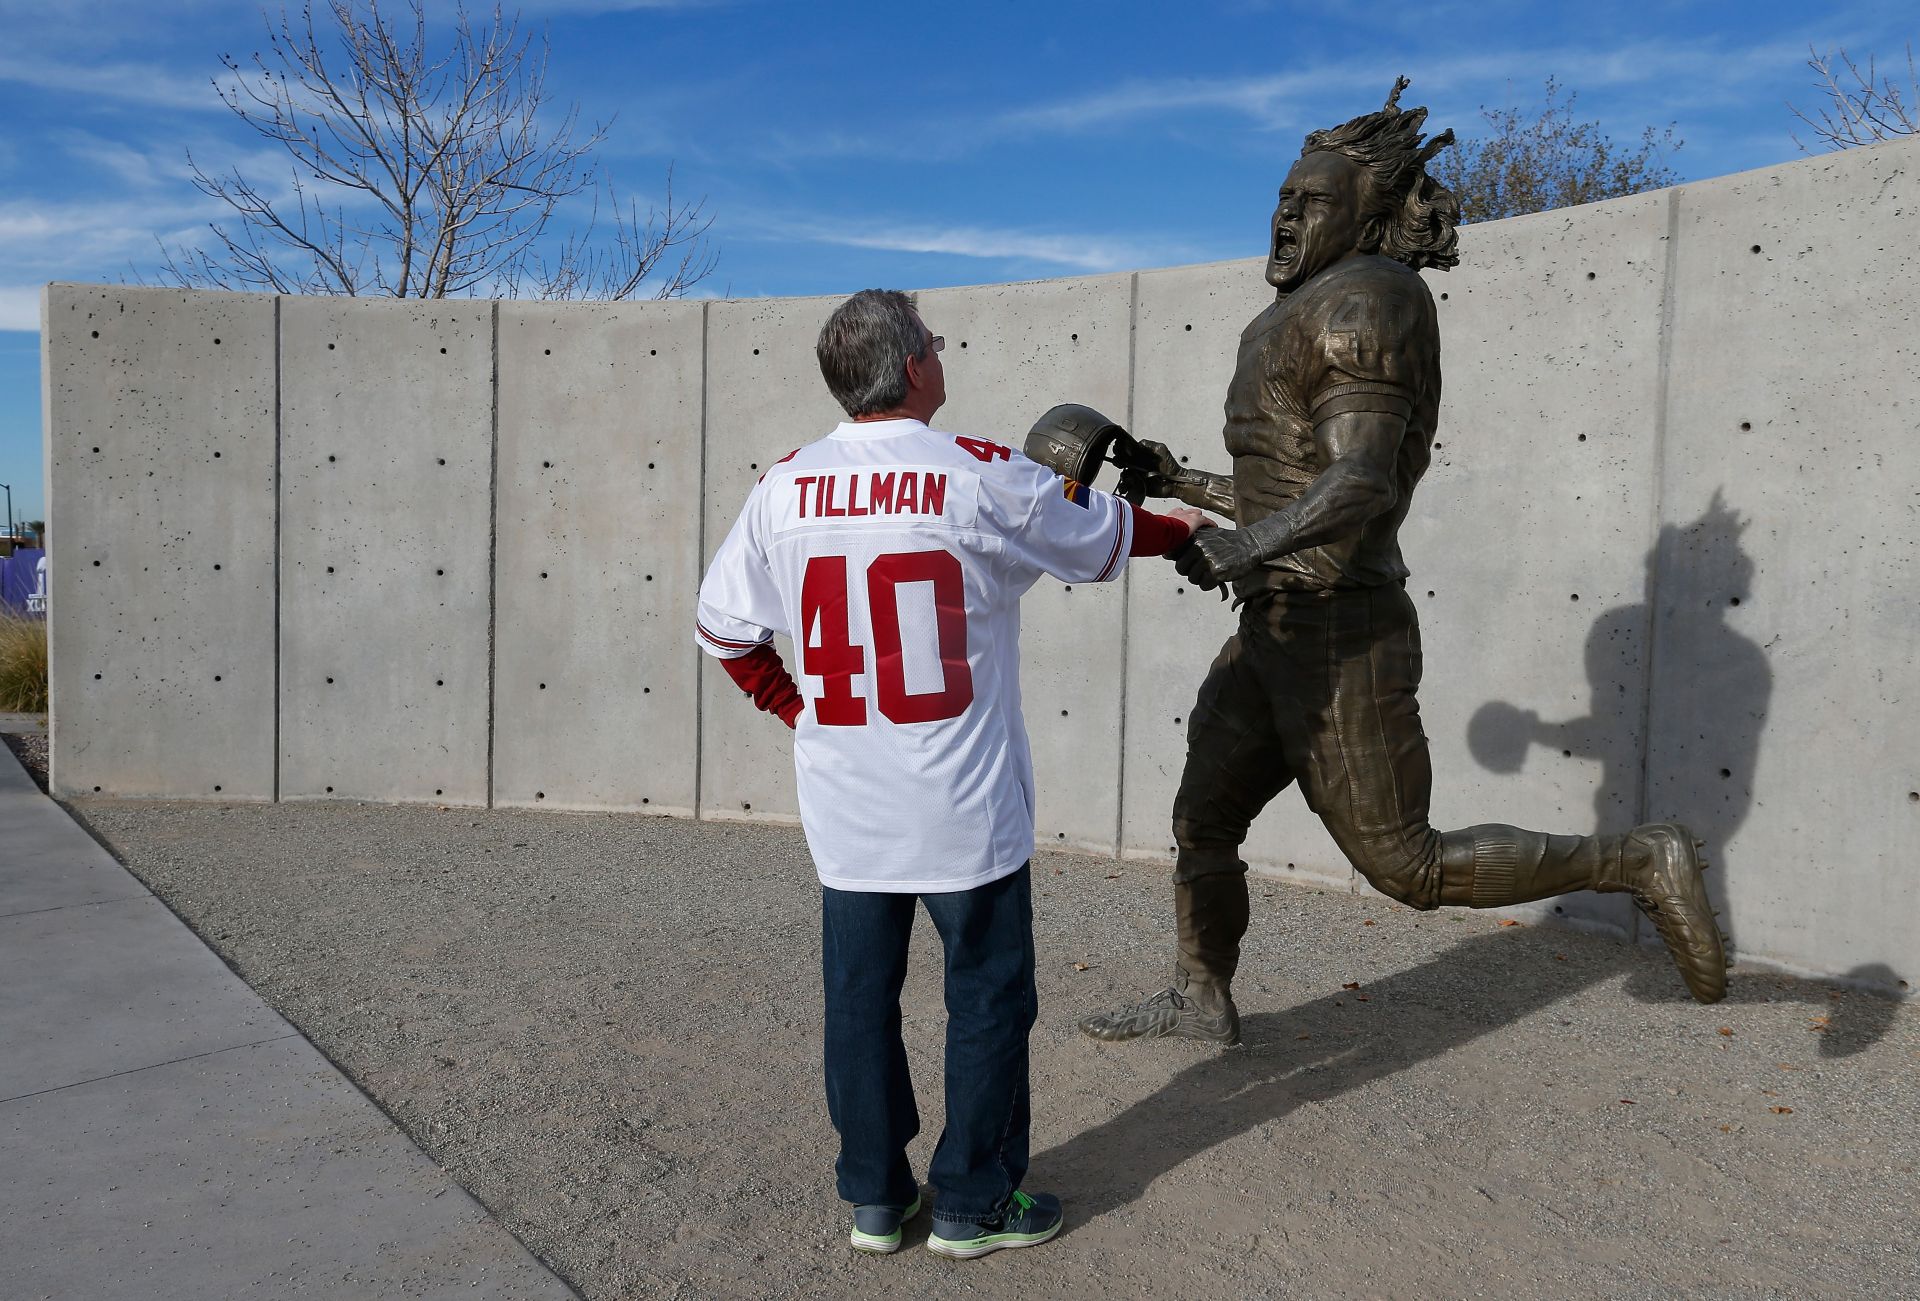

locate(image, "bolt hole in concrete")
[[1721, 768, 1733, 778], [1730, 597, 1742, 606], [1578, 434, 1587, 441], [214, 675, 222, 682], [1752, 244, 1763, 253], [213, 564, 222, 571], [643, 687, 650, 694], [1184, 323, 1193, 331], [540, 572, 548, 579], [650, 349, 657, 356], [1060, 710, 1069, 717], [544, 349, 551, 355], [327, 343, 334, 350], [326, 786, 334, 793], [214, 785, 222, 792], [213, 451, 221, 458], [1427, 590, 1435, 597], [1740, 421, 1752, 431], [93, 673, 101, 679], [92, 560, 99, 567], [436, 568, 444, 576], [742, 802, 752, 811], [537, 792, 545, 800], [539, 683, 546, 689], [326, 676, 334, 684], [327, 566, 334, 573], [436, 789, 444, 796], [647, 462, 655, 470], [1071, 333, 1078, 341], [328, 455, 336, 462], [92, 447, 99, 453], [438, 457, 445, 465], [1440, 292, 1449, 301], [1586, 272, 1596, 280], [440, 347, 446, 354], [1570, 593, 1580, 601], [436, 679, 444, 687]]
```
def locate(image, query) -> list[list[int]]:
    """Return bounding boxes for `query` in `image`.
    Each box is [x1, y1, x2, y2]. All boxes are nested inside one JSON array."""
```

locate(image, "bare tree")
[[157, 0, 715, 299], [1789, 44, 1919, 152], [1430, 78, 1682, 224]]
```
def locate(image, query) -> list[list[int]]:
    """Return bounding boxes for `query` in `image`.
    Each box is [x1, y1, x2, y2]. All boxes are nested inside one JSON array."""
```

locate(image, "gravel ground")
[[3, 728, 47, 793], [61, 797, 1920, 1300]]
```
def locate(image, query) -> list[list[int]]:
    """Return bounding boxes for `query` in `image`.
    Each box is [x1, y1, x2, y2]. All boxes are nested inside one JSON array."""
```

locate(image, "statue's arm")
[[1173, 410, 1402, 589], [1122, 439, 1239, 522]]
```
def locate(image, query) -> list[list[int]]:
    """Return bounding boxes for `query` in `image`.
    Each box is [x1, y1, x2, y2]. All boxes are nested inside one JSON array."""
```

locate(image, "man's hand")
[[1174, 525, 1264, 591], [1162, 506, 1214, 543]]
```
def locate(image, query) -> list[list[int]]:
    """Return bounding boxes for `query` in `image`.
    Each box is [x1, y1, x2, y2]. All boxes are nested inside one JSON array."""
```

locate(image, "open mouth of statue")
[[1271, 228, 1298, 264]]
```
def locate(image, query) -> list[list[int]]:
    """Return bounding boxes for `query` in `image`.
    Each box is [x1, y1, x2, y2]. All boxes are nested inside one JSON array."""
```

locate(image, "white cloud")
[[754, 214, 1200, 274], [0, 287, 43, 333], [0, 53, 219, 112]]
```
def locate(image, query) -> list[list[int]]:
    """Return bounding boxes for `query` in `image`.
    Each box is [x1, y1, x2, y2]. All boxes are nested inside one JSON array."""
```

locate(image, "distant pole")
[[0, 483, 11, 548]]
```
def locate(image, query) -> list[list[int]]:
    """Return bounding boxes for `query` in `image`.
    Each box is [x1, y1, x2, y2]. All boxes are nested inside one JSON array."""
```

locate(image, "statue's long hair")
[[1302, 77, 1460, 272]]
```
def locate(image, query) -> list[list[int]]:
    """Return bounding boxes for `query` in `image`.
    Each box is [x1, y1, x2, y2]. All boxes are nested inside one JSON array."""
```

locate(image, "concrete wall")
[[43, 137, 1920, 991]]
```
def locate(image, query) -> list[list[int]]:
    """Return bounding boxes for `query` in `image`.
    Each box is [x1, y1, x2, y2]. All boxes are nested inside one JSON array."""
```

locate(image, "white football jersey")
[[696, 418, 1135, 893]]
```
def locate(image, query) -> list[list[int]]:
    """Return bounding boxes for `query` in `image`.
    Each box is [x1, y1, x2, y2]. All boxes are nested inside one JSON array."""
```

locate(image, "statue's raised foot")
[[1623, 822, 1727, 1004]]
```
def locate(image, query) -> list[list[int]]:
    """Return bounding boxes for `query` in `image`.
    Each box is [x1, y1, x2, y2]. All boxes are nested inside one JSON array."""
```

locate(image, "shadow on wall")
[[1039, 935, 1904, 1224], [1467, 490, 1772, 959]]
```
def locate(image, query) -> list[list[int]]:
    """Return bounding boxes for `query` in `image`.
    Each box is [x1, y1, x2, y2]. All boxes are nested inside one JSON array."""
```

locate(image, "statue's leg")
[[1078, 632, 1289, 1045], [1297, 585, 1726, 1002]]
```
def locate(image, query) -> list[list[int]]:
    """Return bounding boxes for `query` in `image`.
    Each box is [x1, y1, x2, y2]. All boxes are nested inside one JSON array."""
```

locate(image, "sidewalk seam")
[[0, 891, 151, 921], [1, 1032, 303, 1105]]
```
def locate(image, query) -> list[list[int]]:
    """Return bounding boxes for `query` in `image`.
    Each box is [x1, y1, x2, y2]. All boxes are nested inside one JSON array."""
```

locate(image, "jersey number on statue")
[[800, 551, 974, 725]]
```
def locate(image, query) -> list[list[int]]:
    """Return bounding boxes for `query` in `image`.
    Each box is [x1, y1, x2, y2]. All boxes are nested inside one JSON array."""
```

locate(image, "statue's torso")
[[1223, 254, 1442, 593]]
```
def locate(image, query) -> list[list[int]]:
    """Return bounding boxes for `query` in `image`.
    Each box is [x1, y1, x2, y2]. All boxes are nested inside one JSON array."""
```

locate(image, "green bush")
[[0, 615, 49, 713]]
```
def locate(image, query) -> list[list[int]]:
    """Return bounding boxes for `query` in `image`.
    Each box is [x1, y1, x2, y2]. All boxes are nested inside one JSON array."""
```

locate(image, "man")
[[695, 289, 1208, 1256], [1077, 83, 1726, 1049]]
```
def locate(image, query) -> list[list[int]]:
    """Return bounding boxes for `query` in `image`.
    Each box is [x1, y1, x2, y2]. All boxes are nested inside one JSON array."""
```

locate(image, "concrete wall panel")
[[697, 296, 846, 824], [277, 299, 494, 805], [1390, 192, 1674, 933], [1651, 140, 1919, 985], [918, 275, 1135, 853], [493, 302, 705, 813], [44, 284, 277, 800]]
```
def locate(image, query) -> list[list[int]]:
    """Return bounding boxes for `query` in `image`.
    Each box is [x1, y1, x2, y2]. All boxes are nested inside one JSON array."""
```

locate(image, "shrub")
[[0, 614, 49, 713]]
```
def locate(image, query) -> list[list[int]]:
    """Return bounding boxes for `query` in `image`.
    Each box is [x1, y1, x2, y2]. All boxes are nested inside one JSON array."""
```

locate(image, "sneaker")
[[1077, 984, 1241, 1045], [1624, 822, 1727, 1004], [926, 1189, 1063, 1259], [850, 1192, 922, 1254]]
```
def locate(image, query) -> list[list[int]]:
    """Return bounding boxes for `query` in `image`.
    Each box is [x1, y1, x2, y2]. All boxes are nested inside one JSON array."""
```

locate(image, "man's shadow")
[[1467, 490, 1772, 960], [1035, 930, 1630, 1220]]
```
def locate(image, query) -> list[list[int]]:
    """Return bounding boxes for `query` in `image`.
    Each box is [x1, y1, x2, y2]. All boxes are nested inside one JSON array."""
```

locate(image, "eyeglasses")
[[927, 335, 944, 354]]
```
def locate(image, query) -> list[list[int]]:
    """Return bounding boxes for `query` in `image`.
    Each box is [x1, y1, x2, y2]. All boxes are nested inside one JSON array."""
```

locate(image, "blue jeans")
[[820, 864, 1037, 1223]]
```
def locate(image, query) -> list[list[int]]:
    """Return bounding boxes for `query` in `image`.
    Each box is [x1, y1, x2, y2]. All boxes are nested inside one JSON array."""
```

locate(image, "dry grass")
[[0, 614, 49, 713]]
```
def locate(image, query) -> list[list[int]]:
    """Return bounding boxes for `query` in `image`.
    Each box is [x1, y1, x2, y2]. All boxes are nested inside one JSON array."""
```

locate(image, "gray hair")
[[816, 289, 930, 418]]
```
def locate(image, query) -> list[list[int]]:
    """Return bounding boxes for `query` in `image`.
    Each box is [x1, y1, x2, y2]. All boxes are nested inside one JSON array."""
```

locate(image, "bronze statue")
[[1043, 81, 1726, 1045]]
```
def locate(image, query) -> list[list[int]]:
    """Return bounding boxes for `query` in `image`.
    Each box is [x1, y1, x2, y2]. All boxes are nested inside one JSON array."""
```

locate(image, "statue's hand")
[[1174, 525, 1263, 590], [1114, 437, 1186, 499]]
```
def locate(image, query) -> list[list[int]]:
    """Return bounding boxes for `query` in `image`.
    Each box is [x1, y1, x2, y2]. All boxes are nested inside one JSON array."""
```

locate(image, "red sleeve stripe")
[[1095, 509, 1127, 582], [697, 623, 770, 652]]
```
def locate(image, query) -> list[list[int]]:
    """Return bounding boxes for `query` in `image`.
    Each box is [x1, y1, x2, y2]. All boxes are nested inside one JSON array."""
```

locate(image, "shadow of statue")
[[1622, 959, 1907, 1058], [1468, 490, 1772, 958], [1035, 929, 1632, 1221]]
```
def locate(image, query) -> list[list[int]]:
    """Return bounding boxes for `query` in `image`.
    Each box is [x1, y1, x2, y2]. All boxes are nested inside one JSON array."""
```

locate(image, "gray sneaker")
[[850, 1192, 922, 1254], [927, 1189, 1062, 1258], [1077, 984, 1241, 1045]]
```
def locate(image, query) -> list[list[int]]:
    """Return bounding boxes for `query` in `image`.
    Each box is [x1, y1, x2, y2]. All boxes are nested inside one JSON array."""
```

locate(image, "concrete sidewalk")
[[0, 744, 576, 1300]]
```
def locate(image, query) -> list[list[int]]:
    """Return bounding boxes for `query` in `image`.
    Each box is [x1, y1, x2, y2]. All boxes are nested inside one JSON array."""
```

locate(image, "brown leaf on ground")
[[1718, 1026, 1735, 1036], [1342, 981, 1362, 990], [1072, 962, 1093, 972], [1355, 994, 1370, 1002], [1362, 919, 1376, 927], [1296, 1033, 1311, 1040], [1808, 1016, 1830, 1031], [1553, 953, 1567, 961], [1771, 1106, 1794, 1114], [1619, 1099, 1636, 1105], [1499, 919, 1521, 928], [1105, 873, 1122, 880], [1719, 1123, 1736, 1133]]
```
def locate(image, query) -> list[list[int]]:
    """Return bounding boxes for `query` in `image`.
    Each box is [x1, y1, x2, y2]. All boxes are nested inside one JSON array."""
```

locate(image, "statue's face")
[[1267, 151, 1368, 291]]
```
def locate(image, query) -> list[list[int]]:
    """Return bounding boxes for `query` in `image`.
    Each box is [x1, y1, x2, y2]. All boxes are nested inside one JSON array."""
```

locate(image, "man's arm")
[[1173, 409, 1403, 591]]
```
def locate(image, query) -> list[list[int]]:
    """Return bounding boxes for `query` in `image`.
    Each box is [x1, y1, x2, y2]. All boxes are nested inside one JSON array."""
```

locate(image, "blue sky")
[[1, 0, 1912, 525]]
